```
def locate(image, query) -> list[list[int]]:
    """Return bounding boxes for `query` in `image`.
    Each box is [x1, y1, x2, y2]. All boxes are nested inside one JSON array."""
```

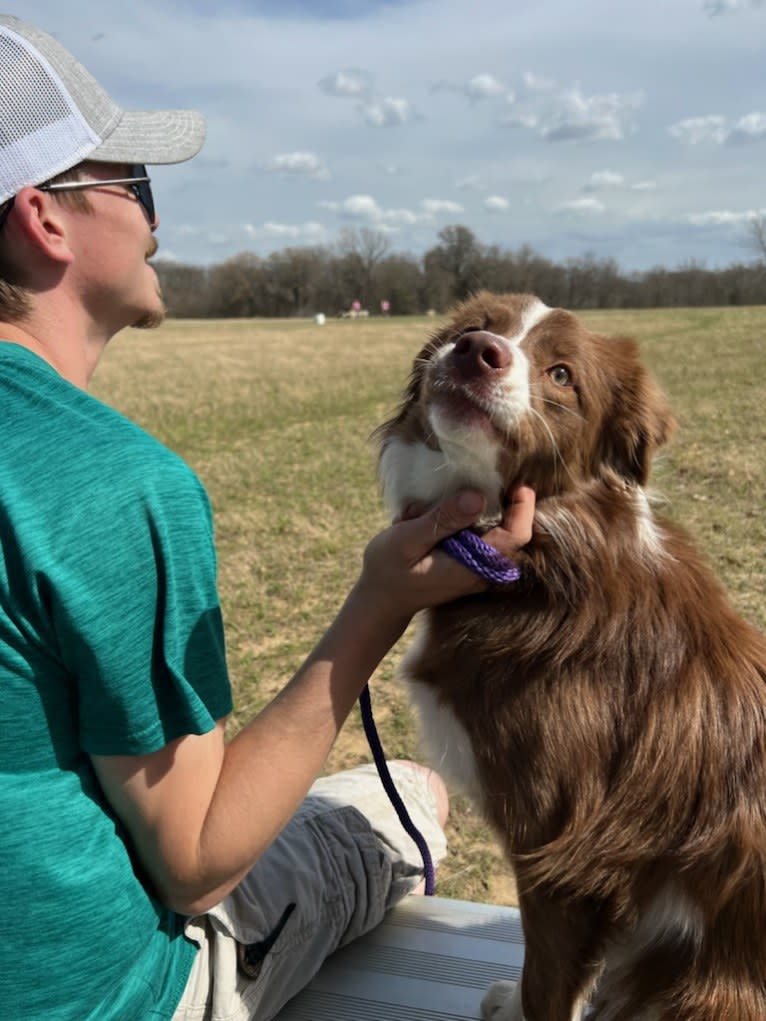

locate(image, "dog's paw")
[[480, 980, 526, 1021]]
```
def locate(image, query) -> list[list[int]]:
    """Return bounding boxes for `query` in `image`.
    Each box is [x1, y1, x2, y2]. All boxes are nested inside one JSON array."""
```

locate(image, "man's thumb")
[[425, 489, 486, 543]]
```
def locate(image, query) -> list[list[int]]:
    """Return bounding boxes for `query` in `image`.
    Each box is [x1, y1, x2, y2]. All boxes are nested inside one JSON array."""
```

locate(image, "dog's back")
[[377, 292, 766, 1019]]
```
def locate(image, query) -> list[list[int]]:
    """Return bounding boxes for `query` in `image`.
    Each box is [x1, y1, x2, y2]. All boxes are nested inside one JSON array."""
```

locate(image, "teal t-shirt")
[[0, 343, 234, 1020]]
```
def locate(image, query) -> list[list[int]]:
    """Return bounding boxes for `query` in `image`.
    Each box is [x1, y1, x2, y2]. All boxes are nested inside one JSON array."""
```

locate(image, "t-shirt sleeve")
[[48, 453, 233, 755]]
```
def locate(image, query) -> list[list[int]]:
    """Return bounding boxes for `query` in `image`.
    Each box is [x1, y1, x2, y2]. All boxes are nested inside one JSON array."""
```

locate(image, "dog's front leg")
[[486, 894, 602, 1021]]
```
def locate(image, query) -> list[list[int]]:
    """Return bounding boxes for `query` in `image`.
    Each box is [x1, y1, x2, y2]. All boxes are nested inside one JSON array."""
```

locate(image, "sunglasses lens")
[[132, 164, 155, 224]]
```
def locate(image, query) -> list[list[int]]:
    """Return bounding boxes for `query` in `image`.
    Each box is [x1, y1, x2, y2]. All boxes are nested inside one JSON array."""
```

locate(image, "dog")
[[375, 292, 766, 1020]]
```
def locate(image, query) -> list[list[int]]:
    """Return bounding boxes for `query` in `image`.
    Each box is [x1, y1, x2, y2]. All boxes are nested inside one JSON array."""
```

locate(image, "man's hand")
[[357, 485, 536, 624]]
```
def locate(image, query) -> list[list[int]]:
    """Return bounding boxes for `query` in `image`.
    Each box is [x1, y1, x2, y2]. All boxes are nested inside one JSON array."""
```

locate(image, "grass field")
[[93, 306, 766, 907]]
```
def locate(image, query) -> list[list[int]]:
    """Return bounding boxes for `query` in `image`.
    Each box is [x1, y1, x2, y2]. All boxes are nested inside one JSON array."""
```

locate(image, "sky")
[[16, 0, 766, 272]]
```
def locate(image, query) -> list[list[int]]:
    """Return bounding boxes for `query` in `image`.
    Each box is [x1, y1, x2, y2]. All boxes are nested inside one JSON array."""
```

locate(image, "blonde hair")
[[0, 164, 94, 322]]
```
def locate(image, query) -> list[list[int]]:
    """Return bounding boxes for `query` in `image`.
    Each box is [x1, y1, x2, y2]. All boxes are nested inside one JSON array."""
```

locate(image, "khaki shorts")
[[172, 762, 448, 1021]]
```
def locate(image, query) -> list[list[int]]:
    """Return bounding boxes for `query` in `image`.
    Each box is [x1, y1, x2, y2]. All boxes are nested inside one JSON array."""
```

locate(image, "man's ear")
[[7, 187, 75, 266]]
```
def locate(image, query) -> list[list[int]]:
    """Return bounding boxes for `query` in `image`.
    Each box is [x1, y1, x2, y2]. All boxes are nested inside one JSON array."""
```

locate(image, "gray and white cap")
[[0, 14, 206, 204]]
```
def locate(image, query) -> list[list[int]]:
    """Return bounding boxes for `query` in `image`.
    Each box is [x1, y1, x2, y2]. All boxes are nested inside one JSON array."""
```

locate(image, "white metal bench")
[[275, 896, 524, 1020]]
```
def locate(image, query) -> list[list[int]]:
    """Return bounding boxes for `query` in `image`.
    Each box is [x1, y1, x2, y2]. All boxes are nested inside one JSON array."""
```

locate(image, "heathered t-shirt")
[[0, 343, 233, 1020]]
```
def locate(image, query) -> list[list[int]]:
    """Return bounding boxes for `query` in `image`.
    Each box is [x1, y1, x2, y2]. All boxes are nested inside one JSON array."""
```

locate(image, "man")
[[0, 14, 535, 1021]]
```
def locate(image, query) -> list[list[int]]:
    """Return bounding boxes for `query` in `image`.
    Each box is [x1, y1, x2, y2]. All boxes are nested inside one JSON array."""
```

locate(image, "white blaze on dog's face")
[[377, 291, 674, 521], [378, 295, 550, 521]]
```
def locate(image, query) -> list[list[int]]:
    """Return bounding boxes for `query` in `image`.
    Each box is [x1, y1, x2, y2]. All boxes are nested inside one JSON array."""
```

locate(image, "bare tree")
[[748, 214, 766, 267], [428, 224, 484, 302], [335, 227, 391, 309], [154, 261, 209, 317], [207, 253, 264, 317]]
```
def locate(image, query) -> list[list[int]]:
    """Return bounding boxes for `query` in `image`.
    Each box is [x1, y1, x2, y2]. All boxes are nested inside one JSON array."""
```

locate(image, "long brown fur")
[[377, 292, 766, 1020]]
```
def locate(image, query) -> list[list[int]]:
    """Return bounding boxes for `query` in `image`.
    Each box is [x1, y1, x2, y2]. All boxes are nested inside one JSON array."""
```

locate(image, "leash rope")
[[359, 528, 520, 898], [359, 684, 437, 895], [438, 528, 522, 585]]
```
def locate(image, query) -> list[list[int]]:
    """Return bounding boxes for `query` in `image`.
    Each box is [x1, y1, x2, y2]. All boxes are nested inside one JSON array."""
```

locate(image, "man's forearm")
[[182, 584, 410, 913]]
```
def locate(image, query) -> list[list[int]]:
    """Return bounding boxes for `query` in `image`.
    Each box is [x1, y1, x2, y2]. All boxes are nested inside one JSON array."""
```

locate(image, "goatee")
[[133, 236, 166, 329]]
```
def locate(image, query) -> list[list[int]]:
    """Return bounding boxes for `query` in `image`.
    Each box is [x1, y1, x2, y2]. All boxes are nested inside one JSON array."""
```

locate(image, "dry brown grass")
[[93, 307, 766, 906]]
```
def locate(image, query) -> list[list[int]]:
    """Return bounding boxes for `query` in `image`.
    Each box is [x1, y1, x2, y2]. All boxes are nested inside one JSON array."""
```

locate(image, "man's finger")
[[503, 485, 536, 536], [397, 489, 486, 561], [489, 485, 536, 556]]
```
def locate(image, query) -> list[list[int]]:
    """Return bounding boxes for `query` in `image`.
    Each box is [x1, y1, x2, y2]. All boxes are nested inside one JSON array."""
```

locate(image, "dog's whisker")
[[539, 397, 585, 422], [528, 405, 577, 489]]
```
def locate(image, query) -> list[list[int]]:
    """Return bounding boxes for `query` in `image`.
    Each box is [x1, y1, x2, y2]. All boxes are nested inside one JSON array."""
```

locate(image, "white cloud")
[[668, 115, 729, 144], [556, 197, 606, 215], [522, 72, 557, 93], [541, 87, 642, 141], [171, 224, 202, 237], [264, 151, 329, 179], [729, 111, 766, 142], [455, 174, 482, 191], [505, 110, 541, 130], [587, 170, 624, 190], [632, 180, 657, 191], [466, 73, 508, 101], [319, 195, 378, 218], [318, 194, 422, 229], [703, 0, 764, 14], [244, 221, 326, 240], [421, 198, 464, 215], [485, 195, 510, 212], [687, 207, 765, 226], [318, 68, 373, 98], [384, 208, 422, 226], [361, 97, 412, 127], [431, 73, 511, 103], [503, 84, 643, 142], [669, 112, 766, 146]]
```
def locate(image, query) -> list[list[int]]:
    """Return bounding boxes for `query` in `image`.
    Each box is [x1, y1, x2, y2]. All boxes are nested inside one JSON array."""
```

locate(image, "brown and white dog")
[[375, 292, 766, 1021]]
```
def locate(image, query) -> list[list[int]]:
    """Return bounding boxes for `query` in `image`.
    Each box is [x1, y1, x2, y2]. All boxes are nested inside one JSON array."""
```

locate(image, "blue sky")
[[15, 0, 766, 271]]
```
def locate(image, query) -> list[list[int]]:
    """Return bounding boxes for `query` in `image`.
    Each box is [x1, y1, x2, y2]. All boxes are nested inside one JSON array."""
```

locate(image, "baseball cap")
[[0, 14, 206, 205]]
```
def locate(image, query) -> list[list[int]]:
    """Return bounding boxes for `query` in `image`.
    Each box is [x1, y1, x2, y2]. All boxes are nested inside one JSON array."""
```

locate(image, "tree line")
[[155, 222, 766, 319]]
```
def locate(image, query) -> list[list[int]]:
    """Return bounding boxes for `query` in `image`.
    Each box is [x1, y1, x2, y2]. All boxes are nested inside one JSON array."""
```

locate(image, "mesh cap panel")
[[0, 15, 205, 205], [0, 27, 100, 202]]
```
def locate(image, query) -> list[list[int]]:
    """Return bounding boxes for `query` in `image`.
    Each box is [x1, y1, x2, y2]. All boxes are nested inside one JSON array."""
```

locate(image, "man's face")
[[64, 161, 165, 334]]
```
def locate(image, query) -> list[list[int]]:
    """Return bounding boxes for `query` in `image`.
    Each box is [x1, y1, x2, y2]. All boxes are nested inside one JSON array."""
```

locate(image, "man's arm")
[[92, 487, 535, 915]]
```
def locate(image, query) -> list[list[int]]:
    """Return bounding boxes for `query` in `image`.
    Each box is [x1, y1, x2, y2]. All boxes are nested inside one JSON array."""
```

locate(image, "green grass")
[[92, 307, 766, 904]]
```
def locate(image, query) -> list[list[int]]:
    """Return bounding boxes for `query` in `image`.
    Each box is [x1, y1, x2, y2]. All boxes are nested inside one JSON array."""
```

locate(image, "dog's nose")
[[451, 331, 512, 380]]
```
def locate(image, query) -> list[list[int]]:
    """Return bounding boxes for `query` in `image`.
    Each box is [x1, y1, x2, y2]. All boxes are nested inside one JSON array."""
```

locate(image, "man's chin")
[[132, 304, 166, 330]]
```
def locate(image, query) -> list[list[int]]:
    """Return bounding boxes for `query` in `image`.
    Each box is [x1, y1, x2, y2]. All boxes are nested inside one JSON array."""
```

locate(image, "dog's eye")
[[548, 365, 572, 387]]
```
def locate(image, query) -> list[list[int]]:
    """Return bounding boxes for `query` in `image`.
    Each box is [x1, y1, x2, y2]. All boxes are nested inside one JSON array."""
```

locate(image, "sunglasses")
[[0, 165, 155, 229], [40, 164, 155, 225]]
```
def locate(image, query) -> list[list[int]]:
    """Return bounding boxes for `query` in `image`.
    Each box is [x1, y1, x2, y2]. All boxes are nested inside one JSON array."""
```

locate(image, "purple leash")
[[438, 528, 522, 585], [358, 528, 520, 897], [359, 685, 437, 895]]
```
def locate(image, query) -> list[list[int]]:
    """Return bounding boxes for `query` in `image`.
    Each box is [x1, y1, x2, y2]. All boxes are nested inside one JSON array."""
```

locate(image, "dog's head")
[[376, 291, 675, 519]]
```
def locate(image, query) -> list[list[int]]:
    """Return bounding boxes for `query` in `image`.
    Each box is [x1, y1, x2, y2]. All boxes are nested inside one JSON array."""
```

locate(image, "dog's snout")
[[452, 331, 512, 380]]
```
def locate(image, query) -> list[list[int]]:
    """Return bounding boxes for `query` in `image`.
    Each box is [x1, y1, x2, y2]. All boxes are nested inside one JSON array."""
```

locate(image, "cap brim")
[[88, 109, 206, 165]]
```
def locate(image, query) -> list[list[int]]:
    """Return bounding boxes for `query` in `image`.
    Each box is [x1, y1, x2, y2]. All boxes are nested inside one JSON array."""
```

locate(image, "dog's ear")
[[596, 337, 676, 485]]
